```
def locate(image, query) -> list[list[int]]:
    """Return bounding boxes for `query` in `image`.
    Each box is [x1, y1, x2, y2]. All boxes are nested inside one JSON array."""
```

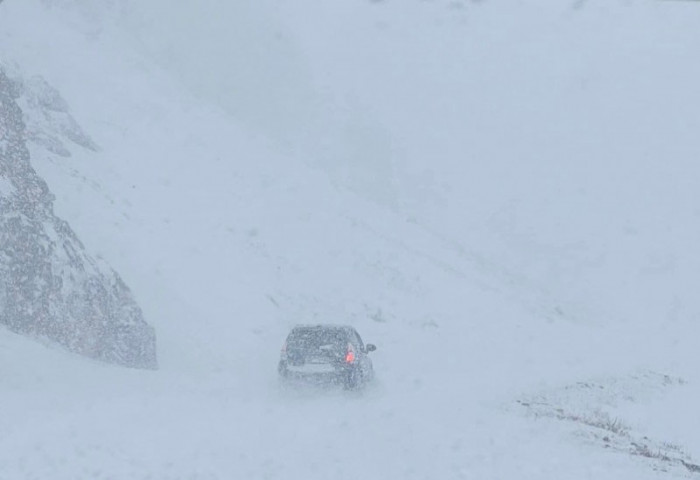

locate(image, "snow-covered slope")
[[1, 0, 700, 478]]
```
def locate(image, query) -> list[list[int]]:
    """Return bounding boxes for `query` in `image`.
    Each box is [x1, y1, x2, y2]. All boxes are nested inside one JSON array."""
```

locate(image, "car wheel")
[[343, 369, 360, 390]]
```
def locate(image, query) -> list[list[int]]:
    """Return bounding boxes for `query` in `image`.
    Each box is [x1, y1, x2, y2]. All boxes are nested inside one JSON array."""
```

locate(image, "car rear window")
[[287, 328, 347, 353]]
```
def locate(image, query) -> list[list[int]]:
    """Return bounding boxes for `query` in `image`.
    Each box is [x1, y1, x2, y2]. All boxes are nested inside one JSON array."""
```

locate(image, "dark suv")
[[278, 325, 376, 389]]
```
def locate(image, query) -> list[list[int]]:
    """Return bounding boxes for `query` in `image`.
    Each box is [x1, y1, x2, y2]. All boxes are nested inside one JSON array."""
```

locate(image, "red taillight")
[[345, 343, 356, 363]]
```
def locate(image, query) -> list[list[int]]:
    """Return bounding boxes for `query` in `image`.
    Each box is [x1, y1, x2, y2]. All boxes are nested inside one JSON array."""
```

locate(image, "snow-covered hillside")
[[1, 0, 700, 478]]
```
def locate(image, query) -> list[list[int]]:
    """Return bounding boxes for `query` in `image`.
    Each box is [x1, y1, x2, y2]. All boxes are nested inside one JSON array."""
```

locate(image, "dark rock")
[[0, 69, 157, 369]]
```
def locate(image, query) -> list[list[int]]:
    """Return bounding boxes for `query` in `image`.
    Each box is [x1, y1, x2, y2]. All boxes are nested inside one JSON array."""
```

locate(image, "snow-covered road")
[[4, 322, 697, 480]]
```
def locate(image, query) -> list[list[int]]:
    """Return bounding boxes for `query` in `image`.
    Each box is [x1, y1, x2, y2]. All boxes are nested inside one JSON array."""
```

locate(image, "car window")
[[287, 328, 347, 353]]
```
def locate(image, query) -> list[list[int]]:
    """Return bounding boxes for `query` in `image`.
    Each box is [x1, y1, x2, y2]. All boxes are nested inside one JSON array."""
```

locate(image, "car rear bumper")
[[279, 361, 353, 385]]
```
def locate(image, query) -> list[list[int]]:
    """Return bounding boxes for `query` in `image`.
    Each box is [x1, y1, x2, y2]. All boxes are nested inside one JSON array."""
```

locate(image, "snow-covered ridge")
[[17, 73, 98, 157]]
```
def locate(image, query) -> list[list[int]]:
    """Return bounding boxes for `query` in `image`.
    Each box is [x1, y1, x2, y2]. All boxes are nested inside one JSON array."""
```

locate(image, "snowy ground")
[[1, 0, 700, 478]]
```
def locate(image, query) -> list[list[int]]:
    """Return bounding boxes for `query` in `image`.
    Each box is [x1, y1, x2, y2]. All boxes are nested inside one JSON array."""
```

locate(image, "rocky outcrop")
[[0, 69, 157, 369], [17, 75, 99, 157]]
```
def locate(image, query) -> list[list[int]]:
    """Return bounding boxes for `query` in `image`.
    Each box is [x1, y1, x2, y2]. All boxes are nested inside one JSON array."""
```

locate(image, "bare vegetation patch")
[[517, 371, 700, 476]]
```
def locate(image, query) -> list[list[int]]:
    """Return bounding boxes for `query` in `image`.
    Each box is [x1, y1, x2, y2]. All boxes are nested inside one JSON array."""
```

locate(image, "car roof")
[[290, 324, 356, 332], [288, 325, 360, 338]]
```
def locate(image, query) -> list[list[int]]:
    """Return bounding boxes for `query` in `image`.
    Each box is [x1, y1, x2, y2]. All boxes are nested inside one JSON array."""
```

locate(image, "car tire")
[[343, 369, 360, 390]]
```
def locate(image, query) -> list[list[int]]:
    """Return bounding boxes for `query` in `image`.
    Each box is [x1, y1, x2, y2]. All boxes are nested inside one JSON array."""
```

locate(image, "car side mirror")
[[365, 344, 377, 353]]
